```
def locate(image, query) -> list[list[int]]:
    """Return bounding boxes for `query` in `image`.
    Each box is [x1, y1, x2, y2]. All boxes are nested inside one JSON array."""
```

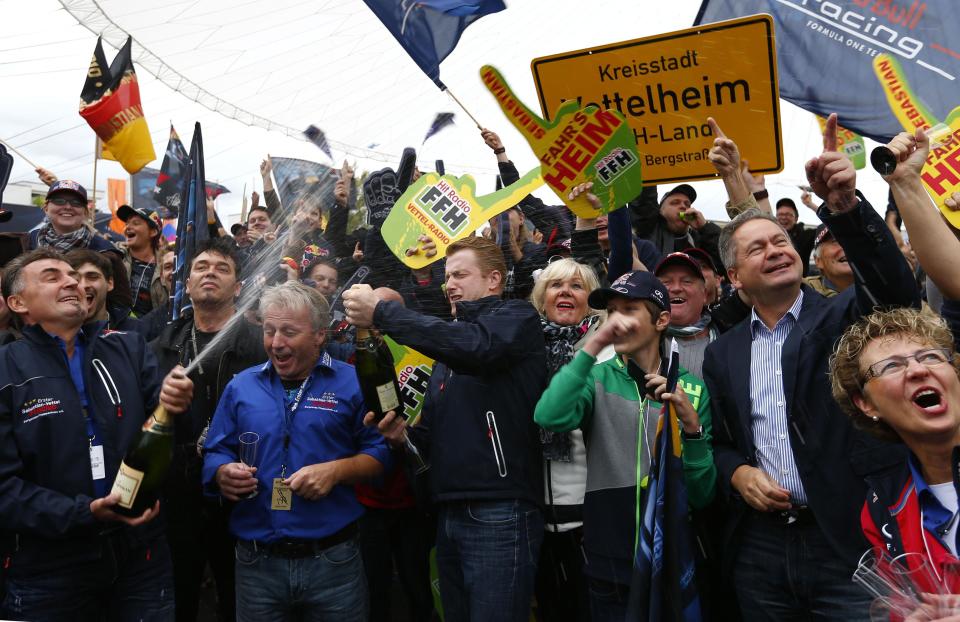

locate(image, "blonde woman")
[[529, 258, 602, 622]]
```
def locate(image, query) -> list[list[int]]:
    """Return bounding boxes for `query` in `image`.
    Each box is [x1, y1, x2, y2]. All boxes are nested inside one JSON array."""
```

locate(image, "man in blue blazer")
[[703, 115, 920, 620]]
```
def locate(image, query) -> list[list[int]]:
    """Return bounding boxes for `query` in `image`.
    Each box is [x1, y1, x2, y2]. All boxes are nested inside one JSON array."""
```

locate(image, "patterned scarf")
[[666, 310, 713, 338], [539, 315, 599, 461], [37, 222, 93, 253]]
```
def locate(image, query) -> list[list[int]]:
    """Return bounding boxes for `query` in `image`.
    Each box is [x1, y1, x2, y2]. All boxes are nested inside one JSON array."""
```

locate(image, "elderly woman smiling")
[[830, 307, 960, 593], [529, 257, 602, 622]]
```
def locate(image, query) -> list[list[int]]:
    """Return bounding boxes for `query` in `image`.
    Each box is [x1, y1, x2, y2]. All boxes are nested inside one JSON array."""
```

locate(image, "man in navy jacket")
[[344, 236, 548, 622], [703, 115, 918, 619], [0, 248, 193, 619]]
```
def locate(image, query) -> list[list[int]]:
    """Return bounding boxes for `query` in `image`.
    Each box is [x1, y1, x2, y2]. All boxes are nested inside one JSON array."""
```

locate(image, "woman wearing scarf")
[[529, 257, 602, 622], [28, 180, 132, 308]]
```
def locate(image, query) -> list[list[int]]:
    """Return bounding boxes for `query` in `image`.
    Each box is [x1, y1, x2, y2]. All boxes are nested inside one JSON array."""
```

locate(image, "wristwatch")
[[752, 189, 769, 201], [681, 425, 704, 440]]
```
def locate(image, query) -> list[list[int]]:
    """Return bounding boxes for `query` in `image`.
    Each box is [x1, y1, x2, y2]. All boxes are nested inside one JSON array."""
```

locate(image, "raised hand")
[[480, 65, 642, 217], [804, 113, 857, 213], [706, 117, 741, 178]]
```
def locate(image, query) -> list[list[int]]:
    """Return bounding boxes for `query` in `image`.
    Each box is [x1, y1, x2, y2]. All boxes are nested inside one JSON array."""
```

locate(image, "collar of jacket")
[[21, 319, 106, 346], [107, 305, 134, 327], [454, 295, 502, 321]]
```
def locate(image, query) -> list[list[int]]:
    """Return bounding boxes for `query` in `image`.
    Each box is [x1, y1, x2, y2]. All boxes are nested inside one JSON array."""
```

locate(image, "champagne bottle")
[[355, 329, 402, 422], [110, 405, 174, 517]]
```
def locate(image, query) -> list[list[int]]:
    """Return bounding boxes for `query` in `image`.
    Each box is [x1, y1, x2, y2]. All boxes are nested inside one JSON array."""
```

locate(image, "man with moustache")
[[803, 224, 854, 297], [151, 237, 266, 622]]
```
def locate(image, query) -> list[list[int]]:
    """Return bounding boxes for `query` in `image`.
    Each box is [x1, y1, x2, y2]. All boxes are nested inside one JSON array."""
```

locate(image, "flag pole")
[[443, 87, 482, 129], [0, 136, 40, 170], [91, 136, 99, 208]]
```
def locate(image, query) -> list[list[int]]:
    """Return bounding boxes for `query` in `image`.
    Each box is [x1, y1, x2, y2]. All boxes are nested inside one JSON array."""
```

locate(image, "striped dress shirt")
[[749, 290, 807, 505]]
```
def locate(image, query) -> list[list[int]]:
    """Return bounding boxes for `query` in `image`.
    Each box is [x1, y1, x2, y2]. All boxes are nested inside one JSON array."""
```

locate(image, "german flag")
[[80, 37, 155, 174]]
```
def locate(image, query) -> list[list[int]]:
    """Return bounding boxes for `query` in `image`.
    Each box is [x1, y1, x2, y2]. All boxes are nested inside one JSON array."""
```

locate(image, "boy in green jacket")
[[534, 270, 715, 619]]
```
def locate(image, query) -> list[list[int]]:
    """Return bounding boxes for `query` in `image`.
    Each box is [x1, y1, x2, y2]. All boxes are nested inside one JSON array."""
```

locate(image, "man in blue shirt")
[[704, 115, 919, 619], [202, 281, 389, 621]]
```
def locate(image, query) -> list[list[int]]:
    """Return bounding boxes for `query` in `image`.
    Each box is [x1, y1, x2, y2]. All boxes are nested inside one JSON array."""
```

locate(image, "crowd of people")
[[2, 113, 960, 622]]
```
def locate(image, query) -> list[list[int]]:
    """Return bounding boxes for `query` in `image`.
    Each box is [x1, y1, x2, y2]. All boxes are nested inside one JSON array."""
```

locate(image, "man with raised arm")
[[703, 115, 919, 619], [343, 236, 547, 622]]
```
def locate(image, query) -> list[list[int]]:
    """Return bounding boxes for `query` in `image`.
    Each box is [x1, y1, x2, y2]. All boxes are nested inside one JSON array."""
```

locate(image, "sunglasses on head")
[[48, 197, 85, 208]]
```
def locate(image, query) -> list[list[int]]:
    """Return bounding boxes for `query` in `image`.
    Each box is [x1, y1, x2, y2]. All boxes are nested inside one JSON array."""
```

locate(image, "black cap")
[[654, 252, 704, 281], [814, 223, 835, 247], [117, 205, 162, 232], [776, 197, 797, 211], [588, 270, 670, 312], [659, 184, 696, 205], [230, 222, 247, 236]]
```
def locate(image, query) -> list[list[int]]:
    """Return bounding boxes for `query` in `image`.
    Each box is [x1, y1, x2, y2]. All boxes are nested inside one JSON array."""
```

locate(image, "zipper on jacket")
[[486, 411, 508, 478], [91, 358, 122, 418]]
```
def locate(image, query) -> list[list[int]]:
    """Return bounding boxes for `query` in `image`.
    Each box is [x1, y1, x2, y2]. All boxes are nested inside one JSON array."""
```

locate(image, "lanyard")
[[279, 375, 312, 478]]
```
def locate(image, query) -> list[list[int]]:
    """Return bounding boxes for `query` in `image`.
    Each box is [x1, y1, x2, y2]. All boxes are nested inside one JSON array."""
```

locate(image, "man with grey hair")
[[202, 281, 390, 621], [704, 115, 919, 619]]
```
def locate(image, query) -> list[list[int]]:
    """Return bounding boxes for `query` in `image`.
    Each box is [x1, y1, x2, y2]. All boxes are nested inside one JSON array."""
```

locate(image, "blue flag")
[[304, 125, 334, 161], [170, 122, 210, 321], [695, 1, 959, 143], [423, 112, 456, 143], [362, 0, 506, 88], [627, 345, 702, 622]]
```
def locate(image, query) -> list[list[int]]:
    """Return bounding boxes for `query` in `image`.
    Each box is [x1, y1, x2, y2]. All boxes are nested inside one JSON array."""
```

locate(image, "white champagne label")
[[111, 462, 145, 509], [376, 382, 400, 412]]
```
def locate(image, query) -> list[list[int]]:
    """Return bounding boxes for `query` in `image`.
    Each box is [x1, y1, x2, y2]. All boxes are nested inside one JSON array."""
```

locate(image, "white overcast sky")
[[0, 0, 896, 226]]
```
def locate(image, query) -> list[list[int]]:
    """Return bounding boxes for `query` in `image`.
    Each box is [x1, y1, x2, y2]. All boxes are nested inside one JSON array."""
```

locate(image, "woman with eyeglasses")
[[830, 307, 960, 595], [528, 256, 603, 622]]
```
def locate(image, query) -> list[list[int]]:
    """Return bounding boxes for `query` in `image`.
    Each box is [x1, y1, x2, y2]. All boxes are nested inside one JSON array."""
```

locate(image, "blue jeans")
[[436, 499, 544, 622], [2, 534, 174, 621], [234, 537, 368, 622], [734, 512, 872, 621]]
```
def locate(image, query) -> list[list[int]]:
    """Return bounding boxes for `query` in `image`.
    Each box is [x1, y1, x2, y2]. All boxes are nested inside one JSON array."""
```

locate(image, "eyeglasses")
[[862, 348, 954, 383], [48, 197, 85, 208]]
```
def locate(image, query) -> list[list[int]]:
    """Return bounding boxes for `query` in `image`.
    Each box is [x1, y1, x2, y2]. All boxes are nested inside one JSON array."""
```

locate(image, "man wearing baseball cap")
[[628, 183, 724, 276], [802, 224, 853, 298], [654, 252, 716, 379], [535, 270, 715, 618], [117, 205, 166, 317]]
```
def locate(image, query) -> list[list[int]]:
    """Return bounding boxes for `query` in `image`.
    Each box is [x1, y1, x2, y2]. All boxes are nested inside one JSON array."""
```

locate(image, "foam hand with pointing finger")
[[379, 168, 544, 269], [480, 65, 642, 217], [873, 54, 960, 228]]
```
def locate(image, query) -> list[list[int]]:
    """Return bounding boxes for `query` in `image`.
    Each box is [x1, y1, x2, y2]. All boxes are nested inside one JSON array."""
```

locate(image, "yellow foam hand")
[[480, 65, 642, 218], [874, 54, 960, 228], [380, 167, 544, 269]]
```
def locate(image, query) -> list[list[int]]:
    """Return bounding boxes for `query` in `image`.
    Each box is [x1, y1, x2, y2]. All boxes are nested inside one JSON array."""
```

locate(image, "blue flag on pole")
[[627, 344, 702, 622], [423, 112, 456, 143], [170, 122, 210, 321], [362, 0, 506, 88], [695, 1, 959, 143]]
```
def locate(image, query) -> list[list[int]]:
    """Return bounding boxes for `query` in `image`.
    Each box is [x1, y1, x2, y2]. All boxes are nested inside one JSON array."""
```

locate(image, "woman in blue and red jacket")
[[830, 307, 960, 595]]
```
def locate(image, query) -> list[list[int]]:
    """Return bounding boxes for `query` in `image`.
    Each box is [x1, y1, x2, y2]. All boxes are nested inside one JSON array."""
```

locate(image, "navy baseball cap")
[[46, 180, 87, 203], [117, 205, 162, 232], [659, 184, 696, 205], [654, 252, 704, 281], [814, 223, 835, 247], [230, 222, 248, 236], [588, 270, 671, 312]]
